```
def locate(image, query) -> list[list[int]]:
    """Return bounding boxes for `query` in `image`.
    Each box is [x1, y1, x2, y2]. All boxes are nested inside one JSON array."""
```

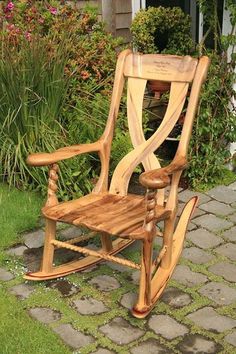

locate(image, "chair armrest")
[[139, 156, 187, 189], [27, 141, 102, 167]]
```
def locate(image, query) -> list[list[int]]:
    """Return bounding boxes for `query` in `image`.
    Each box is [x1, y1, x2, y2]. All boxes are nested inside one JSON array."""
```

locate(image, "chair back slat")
[[110, 81, 189, 197], [124, 53, 198, 82]]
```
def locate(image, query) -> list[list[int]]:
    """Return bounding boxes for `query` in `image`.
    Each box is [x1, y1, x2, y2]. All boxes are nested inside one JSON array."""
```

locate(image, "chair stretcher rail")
[[51, 239, 141, 270]]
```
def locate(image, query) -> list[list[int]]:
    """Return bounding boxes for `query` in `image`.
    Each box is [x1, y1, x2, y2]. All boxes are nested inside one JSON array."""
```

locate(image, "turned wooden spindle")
[[145, 188, 157, 233], [46, 164, 59, 207]]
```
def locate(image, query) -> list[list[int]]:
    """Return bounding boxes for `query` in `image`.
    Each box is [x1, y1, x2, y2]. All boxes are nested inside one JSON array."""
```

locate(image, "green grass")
[[0, 183, 42, 249], [0, 183, 71, 354], [0, 287, 70, 354]]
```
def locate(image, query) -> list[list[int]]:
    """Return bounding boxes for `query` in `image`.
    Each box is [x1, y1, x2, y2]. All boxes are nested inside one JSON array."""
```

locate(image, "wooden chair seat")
[[42, 193, 171, 238], [24, 50, 210, 318]]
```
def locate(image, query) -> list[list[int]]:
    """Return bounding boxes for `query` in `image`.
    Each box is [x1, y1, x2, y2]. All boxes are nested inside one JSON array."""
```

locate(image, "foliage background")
[[0, 0, 131, 199]]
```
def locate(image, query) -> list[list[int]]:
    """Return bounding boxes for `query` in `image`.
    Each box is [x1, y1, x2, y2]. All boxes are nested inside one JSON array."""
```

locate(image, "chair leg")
[[161, 216, 175, 269], [100, 232, 113, 253], [40, 219, 56, 274], [132, 237, 153, 315]]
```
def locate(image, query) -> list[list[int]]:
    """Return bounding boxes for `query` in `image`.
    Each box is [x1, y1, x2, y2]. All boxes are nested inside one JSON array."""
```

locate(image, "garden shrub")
[[131, 2, 236, 190], [131, 6, 194, 55], [187, 0, 236, 189], [0, 1, 127, 199]]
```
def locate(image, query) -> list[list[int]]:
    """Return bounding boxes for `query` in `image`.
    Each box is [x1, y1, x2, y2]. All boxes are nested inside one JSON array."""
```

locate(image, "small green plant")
[[131, 6, 194, 55]]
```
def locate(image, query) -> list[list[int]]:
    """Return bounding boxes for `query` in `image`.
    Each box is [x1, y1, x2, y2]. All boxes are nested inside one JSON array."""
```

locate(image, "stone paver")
[[161, 287, 192, 308], [106, 255, 130, 272], [92, 349, 115, 354], [100, 317, 144, 345], [229, 182, 236, 191], [10, 283, 34, 299], [47, 280, 79, 297], [23, 229, 45, 248], [214, 242, 236, 261], [89, 275, 120, 291], [199, 200, 234, 216], [187, 228, 222, 249], [179, 190, 211, 205], [130, 339, 172, 353], [177, 334, 223, 353], [172, 265, 208, 287], [59, 226, 82, 240], [6, 245, 27, 256], [131, 270, 140, 284], [199, 281, 236, 305], [120, 292, 137, 309], [228, 213, 236, 224], [73, 297, 108, 315], [29, 307, 61, 324], [209, 262, 236, 282], [188, 222, 197, 231], [221, 226, 236, 242], [53, 324, 94, 349], [187, 307, 236, 332], [225, 331, 236, 346], [191, 207, 206, 219], [178, 203, 205, 218], [149, 314, 189, 339], [0, 267, 14, 281], [182, 246, 214, 264], [5, 182, 236, 353], [192, 214, 233, 233], [206, 186, 236, 204]]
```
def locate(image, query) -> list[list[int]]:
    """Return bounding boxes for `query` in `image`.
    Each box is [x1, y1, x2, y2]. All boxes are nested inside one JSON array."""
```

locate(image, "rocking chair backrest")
[[93, 50, 210, 201]]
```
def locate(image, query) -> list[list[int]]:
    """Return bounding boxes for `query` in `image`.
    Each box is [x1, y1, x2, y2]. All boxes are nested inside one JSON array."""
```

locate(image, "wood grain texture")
[[124, 53, 198, 82], [139, 156, 187, 189], [42, 193, 171, 239], [25, 50, 210, 318]]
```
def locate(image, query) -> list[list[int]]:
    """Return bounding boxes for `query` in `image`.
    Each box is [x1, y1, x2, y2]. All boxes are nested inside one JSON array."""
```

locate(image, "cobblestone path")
[[1, 183, 236, 353]]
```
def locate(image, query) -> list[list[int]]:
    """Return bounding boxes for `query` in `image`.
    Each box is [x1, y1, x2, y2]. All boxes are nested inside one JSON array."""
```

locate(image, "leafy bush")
[[131, 6, 194, 54], [0, 1, 126, 199], [187, 0, 236, 189], [131, 2, 236, 190]]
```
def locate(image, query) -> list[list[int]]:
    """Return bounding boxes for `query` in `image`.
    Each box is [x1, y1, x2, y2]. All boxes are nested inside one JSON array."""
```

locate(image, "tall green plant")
[[0, 1, 124, 199], [187, 0, 236, 188], [0, 38, 69, 187]]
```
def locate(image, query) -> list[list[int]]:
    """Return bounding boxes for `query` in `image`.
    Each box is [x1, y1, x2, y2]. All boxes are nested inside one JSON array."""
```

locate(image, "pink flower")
[[6, 2, 14, 11], [49, 7, 57, 15], [24, 31, 32, 41], [7, 23, 15, 31]]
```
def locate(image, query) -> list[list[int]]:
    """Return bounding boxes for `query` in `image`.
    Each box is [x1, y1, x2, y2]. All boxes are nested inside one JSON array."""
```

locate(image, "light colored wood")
[[40, 219, 56, 273], [46, 164, 59, 207], [110, 82, 189, 195], [124, 53, 198, 82], [51, 239, 140, 269], [27, 141, 102, 167], [101, 232, 113, 252], [132, 196, 198, 318], [24, 237, 134, 280], [24, 50, 210, 319], [42, 193, 171, 239]]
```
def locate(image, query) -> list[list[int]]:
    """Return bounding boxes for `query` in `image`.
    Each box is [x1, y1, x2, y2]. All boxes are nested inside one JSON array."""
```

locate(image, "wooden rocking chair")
[[24, 50, 210, 318]]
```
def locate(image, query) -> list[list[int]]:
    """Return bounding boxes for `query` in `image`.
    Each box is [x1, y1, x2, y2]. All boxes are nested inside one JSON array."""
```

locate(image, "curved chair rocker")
[[24, 50, 210, 318]]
